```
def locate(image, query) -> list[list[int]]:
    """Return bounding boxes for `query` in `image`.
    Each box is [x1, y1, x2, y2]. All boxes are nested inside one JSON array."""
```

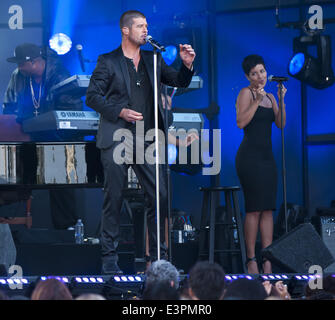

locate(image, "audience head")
[[304, 274, 335, 300], [0, 290, 8, 300], [188, 261, 226, 300], [322, 274, 335, 295], [31, 278, 72, 300], [306, 291, 335, 300], [10, 295, 30, 300], [223, 278, 268, 300], [142, 280, 180, 300], [75, 293, 106, 300], [178, 278, 192, 300], [145, 259, 179, 289]]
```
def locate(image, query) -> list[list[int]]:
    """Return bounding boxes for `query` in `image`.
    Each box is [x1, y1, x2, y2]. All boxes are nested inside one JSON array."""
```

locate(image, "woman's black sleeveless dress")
[[235, 90, 277, 213]]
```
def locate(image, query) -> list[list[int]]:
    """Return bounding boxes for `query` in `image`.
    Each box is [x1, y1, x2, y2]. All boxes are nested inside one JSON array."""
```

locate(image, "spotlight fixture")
[[49, 33, 72, 55], [288, 35, 334, 89]]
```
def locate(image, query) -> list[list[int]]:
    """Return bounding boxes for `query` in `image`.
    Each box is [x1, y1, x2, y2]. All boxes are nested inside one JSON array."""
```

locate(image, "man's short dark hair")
[[223, 278, 268, 300], [242, 54, 266, 76], [188, 261, 226, 300], [119, 10, 146, 29]]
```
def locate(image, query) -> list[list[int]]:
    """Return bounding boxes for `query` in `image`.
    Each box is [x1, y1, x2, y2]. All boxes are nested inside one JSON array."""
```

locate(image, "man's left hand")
[[179, 44, 196, 70]]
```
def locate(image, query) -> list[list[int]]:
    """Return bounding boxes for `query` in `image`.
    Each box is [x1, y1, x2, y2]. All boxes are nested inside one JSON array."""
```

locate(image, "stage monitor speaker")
[[261, 223, 334, 273], [0, 224, 17, 276], [311, 215, 335, 259]]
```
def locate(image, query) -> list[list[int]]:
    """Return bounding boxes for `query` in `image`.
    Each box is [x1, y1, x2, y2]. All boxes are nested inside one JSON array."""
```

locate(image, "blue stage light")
[[288, 53, 305, 75], [162, 45, 177, 66], [288, 35, 334, 89], [49, 33, 72, 55]]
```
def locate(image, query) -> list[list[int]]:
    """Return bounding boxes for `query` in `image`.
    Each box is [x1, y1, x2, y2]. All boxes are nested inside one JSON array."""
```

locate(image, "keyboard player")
[[2, 43, 82, 230]]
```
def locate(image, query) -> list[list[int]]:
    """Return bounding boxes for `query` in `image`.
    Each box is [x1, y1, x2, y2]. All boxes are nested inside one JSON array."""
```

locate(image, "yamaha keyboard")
[[22, 110, 203, 137], [51, 75, 203, 98], [22, 110, 100, 133]]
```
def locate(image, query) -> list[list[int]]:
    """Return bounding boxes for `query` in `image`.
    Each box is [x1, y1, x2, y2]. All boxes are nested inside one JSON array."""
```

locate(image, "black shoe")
[[102, 260, 123, 275]]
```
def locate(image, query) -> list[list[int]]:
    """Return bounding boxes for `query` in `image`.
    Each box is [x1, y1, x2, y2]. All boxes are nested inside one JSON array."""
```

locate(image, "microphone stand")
[[152, 47, 162, 261], [163, 85, 173, 262], [278, 81, 288, 234], [147, 37, 167, 261]]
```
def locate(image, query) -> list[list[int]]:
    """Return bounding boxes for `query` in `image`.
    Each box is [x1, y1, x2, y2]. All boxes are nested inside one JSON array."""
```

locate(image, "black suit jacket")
[[85, 46, 193, 149]]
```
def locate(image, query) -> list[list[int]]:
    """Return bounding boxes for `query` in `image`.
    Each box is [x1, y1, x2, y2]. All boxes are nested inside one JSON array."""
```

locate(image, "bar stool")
[[198, 186, 247, 273]]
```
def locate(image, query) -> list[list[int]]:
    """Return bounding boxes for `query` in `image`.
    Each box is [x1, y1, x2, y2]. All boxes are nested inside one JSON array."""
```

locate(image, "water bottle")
[[75, 219, 84, 244]]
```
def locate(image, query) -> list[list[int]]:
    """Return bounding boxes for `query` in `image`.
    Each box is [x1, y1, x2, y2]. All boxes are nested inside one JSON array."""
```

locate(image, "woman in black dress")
[[235, 55, 287, 274]]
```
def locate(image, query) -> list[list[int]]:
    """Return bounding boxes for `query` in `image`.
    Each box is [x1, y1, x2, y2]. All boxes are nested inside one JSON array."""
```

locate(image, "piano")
[[0, 115, 103, 192], [0, 110, 204, 191]]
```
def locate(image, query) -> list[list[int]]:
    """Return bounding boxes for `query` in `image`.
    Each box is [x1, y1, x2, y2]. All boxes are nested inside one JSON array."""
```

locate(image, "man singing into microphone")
[[86, 10, 196, 274]]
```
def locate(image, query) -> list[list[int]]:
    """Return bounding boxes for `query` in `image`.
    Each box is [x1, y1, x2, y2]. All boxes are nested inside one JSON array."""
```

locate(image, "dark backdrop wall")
[[0, 0, 334, 235]]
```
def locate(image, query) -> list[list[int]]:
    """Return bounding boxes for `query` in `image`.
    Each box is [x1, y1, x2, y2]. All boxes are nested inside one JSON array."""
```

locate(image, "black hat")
[[7, 43, 42, 64]]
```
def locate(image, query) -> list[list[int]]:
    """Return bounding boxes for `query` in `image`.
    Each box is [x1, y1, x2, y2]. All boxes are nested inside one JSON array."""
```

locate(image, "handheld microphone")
[[145, 35, 166, 52], [76, 44, 86, 72], [268, 75, 289, 82]]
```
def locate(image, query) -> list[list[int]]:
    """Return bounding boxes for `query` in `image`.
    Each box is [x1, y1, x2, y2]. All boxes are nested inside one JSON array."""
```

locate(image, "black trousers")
[[100, 139, 168, 261]]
